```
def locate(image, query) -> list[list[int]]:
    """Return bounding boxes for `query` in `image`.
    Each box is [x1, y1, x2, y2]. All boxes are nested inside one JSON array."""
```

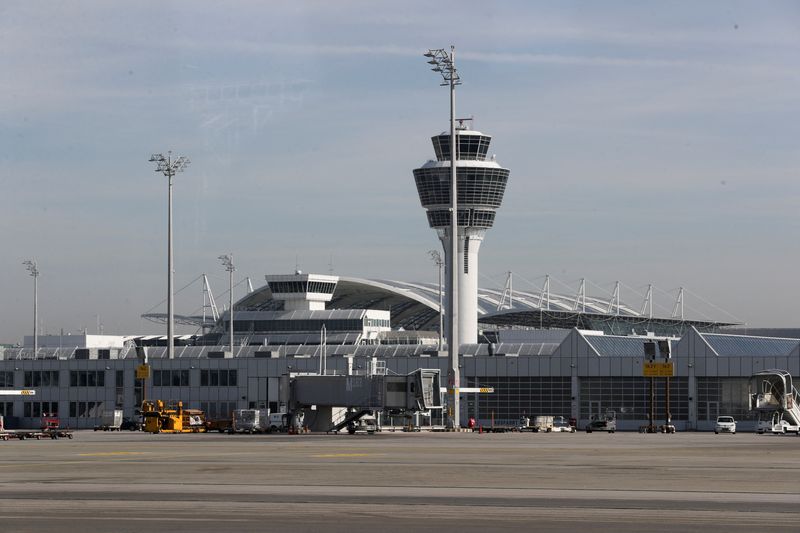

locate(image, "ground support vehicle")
[[1, 417, 73, 440], [756, 411, 800, 435], [94, 410, 123, 431], [750, 370, 800, 435], [346, 414, 377, 435], [206, 417, 233, 433], [266, 412, 289, 433], [586, 411, 617, 433], [552, 416, 576, 433], [142, 400, 207, 433], [232, 409, 269, 434]]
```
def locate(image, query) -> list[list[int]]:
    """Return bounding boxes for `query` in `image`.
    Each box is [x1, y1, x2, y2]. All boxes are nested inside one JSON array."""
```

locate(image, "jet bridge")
[[749, 369, 800, 428], [288, 368, 441, 431]]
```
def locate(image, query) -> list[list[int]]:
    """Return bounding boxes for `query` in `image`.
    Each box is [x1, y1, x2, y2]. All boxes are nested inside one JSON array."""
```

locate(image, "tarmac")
[[1, 430, 799, 532]]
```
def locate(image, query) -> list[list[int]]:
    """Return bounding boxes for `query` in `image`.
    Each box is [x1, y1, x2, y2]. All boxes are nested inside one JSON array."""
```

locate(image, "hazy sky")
[[2, 1, 799, 342]]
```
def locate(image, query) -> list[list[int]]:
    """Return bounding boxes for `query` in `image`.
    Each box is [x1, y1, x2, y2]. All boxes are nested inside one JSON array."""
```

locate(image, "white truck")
[[518, 415, 554, 432], [267, 412, 289, 433], [94, 409, 123, 431], [232, 409, 265, 434]]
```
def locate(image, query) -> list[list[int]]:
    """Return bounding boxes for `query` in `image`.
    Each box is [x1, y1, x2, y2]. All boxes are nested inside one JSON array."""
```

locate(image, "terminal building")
[[2, 123, 795, 432], [1, 270, 796, 432]]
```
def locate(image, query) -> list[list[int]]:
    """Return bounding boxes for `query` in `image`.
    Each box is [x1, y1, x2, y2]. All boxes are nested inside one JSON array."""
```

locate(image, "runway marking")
[[77, 451, 150, 457], [312, 453, 386, 458]]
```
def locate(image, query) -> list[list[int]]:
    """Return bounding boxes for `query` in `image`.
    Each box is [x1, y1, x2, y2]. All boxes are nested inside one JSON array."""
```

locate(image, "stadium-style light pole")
[[23, 260, 39, 357], [424, 46, 461, 429], [428, 250, 444, 351], [219, 254, 235, 353], [149, 151, 190, 359]]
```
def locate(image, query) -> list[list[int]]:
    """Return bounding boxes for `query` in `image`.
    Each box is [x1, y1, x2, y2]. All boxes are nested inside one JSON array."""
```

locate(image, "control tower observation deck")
[[413, 122, 510, 344]]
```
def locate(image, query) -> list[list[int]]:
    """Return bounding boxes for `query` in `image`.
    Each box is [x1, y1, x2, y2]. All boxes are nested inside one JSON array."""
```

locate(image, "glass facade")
[[231, 318, 364, 334], [69, 401, 103, 418], [414, 167, 509, 209], [426, 208, 496, 229], [466, 377, 571, 425], [432, 134, 491, 161], [579, 377, 688, 421], [24, 401, 59, 417], [269, 281, 336, 294], [696, 378, 754, 421]]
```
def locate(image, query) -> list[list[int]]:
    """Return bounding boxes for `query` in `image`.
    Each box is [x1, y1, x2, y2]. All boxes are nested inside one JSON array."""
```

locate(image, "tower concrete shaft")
[[414, 125, 510, 344]]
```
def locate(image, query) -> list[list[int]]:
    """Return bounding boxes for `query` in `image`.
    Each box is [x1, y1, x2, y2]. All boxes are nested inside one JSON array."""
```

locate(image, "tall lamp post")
[[219, 254, 235, 353], [149, 152, 190, 360], [23, 260, 39, 357], [424, 45, 461, 429], [428, 250, 444, 351]]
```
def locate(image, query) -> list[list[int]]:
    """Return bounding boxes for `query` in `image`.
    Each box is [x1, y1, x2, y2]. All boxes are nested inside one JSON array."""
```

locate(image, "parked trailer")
[[0, 416, 73, 441]]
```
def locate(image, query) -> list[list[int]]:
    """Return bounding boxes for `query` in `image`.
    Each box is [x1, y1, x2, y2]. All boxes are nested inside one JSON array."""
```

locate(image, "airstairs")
[[749, 369, 800, 428]]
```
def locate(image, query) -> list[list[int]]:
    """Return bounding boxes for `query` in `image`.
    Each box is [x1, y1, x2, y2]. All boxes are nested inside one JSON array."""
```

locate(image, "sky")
[[1, 1, 799, 342]]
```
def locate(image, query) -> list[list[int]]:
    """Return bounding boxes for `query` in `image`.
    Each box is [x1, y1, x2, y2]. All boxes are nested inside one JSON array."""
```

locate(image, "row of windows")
[[414, 167, 509, 208], [432, 134, 492, 161], [0, 371, 13, 388], [70, 371, 105, 387], [23, 401, 59, 417], [426, 208, 497, 229], [24, 370, 60, 388], [268, 281, 336, 295], [153, 370, 190, 387], [230, 319, 364, 333], [200, 369, 238, 387], [364, 318, 390, 328]]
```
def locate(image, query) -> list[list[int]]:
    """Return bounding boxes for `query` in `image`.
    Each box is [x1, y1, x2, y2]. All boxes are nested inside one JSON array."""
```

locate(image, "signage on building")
[[135, 364, 151, 379], [643, 362, 674, 377]]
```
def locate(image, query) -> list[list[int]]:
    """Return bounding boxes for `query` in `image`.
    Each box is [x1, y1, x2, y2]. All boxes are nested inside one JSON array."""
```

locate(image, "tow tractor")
[[142, 400, 207, 433], [586, 410, 617, 433]]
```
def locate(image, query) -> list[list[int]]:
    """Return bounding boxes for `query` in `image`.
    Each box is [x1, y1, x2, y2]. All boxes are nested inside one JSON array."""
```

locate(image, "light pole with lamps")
[[424, 45, 461, 429], [149, 152, 190, 360], [428, 250, 444, 351], [23, 260, 39, 357], [219, 254, 235, 353]]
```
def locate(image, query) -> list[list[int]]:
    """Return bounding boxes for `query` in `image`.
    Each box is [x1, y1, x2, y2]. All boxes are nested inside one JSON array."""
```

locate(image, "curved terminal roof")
[[234, 276, 734, 335]]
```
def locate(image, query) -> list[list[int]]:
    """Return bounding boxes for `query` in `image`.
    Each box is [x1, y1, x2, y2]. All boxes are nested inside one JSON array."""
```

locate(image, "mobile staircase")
[[749, 369, 800, 434]]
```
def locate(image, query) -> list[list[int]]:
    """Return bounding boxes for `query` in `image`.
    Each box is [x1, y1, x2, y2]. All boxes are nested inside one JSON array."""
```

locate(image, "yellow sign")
[[136, 364, 151, 379], [21, 389, 35, 395], [643, 361, 674, 377]]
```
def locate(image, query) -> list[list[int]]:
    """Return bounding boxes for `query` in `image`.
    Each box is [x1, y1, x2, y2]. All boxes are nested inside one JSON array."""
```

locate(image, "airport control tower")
[[413, 121, 510, 344]]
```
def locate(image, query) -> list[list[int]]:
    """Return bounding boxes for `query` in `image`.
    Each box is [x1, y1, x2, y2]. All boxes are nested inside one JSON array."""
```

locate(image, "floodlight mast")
[[149, 151, 190, 359], [219, 254, 235, 353], [23, 260, 39, 357], [424, 46, 461, 429]]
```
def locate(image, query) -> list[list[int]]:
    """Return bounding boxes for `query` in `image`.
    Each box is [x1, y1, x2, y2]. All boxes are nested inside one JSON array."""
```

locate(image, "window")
[[200, 369, 237, 387], [69, 371, 105, 387], [23, 401, 59, 417], [0, 372, 13, 388], [153, 370, 190, 387], [24, 371, 60, 388]]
